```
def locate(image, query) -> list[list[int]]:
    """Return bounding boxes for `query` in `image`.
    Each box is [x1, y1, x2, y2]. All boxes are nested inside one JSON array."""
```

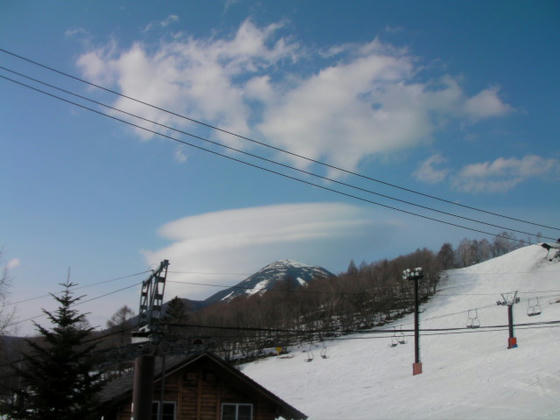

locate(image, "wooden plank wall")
[[112, 360, 281, 420]]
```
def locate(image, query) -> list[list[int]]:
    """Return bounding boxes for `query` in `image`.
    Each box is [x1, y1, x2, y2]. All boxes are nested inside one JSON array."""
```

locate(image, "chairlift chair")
[[527, 297, 542, 317], [389, 328, 399, 347], [466, 309, 481, 328], [397, 326, 406, 344]]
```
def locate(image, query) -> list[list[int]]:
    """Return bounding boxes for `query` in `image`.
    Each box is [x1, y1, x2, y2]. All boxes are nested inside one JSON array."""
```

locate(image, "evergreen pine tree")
[[162, 296, 189, 341], [2, 280, 105, 419]]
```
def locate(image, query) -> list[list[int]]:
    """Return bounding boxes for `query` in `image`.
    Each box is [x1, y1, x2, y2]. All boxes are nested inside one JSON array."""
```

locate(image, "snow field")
[[242, 245, 560, 419]]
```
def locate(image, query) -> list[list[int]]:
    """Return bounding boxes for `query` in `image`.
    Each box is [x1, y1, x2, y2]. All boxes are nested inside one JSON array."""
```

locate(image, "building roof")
[[99, 351, 307, 420]]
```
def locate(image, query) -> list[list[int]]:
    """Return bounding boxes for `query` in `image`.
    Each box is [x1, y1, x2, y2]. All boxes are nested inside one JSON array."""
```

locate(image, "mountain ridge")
[[203, 259, 335, 305], [165, 259, 335, 313]]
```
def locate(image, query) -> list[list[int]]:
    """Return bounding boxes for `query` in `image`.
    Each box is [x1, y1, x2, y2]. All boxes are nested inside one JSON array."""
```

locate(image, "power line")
[[1, 47, 557, 232], [0, 74, 537, 244], [443, 268, 560, 276], [166, 279, 416, 302], [3, 321, 559, 372], [334, 323, 560, 341], [6, 280, 144, 328], [402, 291, 560, 327], [0, 66, 554, 243], [161, 318, 560, 336], [168, 270, 251, 276], [168, 276, 560, 301], [0, 322, 140, 370], [8, 269, 151, 305]]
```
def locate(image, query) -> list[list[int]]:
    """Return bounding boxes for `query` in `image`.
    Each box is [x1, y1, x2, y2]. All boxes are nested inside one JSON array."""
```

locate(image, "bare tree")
[[437, 243, 455, 269], [0, 254, 15, 336], [106, 305, 135, 346]]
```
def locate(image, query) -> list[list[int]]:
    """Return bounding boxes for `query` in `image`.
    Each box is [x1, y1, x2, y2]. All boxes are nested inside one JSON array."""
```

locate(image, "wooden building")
[[99, 352, 307, 420]]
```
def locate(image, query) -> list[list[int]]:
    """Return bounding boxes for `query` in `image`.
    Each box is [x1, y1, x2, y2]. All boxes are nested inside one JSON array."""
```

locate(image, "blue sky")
[[1, 1, 559, 335]]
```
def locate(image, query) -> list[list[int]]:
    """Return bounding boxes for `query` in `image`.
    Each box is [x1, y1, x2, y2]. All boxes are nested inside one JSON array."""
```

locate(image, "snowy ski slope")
[[242, 245, 560, 419]]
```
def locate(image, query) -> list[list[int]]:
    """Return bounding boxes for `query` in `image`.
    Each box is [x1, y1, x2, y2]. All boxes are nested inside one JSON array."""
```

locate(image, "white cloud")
[[161, 15, 179, 28], [384, 25, 404, 34], [414, 154, 449, 183], [65, 27, 89, 38], [142, 203, 381, 299], [453, 155, 560, 193], [224, 0, 240, 13], [78, 19, 298, 142], [463, 87, 512, 120], [174, 147, 188, 163], [143, 14, 180, 32], [76, 21, 512, 172]]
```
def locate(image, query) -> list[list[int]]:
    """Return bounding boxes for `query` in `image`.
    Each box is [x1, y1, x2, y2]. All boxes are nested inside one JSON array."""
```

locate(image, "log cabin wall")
[[110, 358, 279, 420]]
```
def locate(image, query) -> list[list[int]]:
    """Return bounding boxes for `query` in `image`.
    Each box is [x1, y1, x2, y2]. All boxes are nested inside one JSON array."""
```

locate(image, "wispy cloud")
[[224, 0, 240, 13], [453, 155, 560, 193], [174, 147, 188, 163], [65, 27, 90, 38], [384, 25, 404, 34], [414, 154, 449, 183], [76, 20, 512, 172], [143, 14, 180, 33]]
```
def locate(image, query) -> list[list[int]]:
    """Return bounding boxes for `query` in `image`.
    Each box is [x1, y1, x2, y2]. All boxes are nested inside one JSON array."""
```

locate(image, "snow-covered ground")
[[242, 245, 560, 419]]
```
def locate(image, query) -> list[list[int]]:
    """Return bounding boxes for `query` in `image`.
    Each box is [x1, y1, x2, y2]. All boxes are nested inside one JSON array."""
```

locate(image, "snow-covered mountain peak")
[[204, 259, 335, 304], [261, 259, 311, 271]]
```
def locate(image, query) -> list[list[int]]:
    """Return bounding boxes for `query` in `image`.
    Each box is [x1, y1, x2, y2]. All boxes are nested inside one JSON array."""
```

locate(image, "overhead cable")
[[0, 74, 538, 244], [8, 269, 151, 305], [0, 65, 553, 242], [1, 47, 558, 232]]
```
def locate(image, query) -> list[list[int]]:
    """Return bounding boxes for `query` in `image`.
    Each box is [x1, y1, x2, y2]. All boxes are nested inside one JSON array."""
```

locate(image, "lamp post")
[[403, 267, 424, 376]]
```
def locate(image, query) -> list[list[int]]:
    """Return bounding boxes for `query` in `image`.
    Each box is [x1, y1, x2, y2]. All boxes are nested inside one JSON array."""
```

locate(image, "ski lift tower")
[[132, 259, 169, 344], [403, 267, 423, 376], [131, 259, 169, 420], [496, 291, 520, 349]]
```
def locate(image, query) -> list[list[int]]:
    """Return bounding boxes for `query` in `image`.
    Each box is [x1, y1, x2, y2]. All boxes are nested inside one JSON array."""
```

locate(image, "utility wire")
[[167, 276, 560, 301], [3, 317, 557, 370], [0, 323, 140, 370], [0, 66, 556, 240], [334, 323, 560, 340], [1, 47, 558, 232], [168, 270, 251, 276], [443, 268, 560, 276], [8, 269, 151, 305], [166, 279, 415, 302], [0, 65, 554, 242], [161, 318, 560, 335], [0, 74, 536, 244], [6, 280, 144, 328]]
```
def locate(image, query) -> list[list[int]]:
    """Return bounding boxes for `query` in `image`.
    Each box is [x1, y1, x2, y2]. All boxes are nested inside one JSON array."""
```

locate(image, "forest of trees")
[[149, 233, 524, 362]]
